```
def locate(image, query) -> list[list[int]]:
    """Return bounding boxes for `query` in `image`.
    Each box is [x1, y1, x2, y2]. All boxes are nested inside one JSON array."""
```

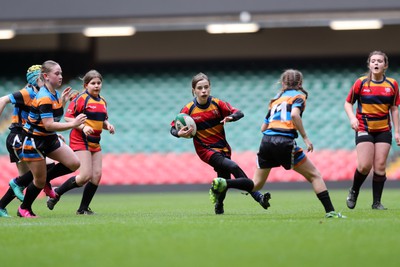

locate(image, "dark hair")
[[82, 69, 102, 85], [271, 69, 308, 104], [269, 69, 308, 105], [191, 72, 210, 96]]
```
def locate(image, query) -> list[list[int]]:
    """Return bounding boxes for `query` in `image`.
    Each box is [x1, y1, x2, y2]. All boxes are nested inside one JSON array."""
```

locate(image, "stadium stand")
[[0, 63, 399, 195]]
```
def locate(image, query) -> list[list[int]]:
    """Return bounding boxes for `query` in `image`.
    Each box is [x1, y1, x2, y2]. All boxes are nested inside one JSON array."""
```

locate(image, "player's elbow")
[[0, 96, 10, 106], [291, 113, 301, 120], [261, 123, 268, 132]]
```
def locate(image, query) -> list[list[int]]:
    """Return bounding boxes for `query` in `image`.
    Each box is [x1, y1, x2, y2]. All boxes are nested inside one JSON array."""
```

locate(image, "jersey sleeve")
[[346, 78, 362, 104], [292, 95, 306, 112], [101, 97, 109, 121], [8, 93, 17, 105], [218, 100, 238, 117], [8, 88, 28, 105], [65, 101, 76, 118], [66, 96, 84, 118], [393, 80, 400, 106]]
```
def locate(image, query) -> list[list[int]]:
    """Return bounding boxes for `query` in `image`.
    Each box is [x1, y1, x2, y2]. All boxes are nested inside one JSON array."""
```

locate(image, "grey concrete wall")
[[1, 0, 400, 20]]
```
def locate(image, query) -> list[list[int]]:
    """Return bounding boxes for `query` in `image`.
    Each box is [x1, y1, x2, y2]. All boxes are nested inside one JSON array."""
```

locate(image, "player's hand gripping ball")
[[175, 113, 197, 138]]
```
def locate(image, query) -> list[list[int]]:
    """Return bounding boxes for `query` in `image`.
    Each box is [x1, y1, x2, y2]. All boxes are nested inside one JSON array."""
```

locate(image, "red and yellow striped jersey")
[[66, 91, 108, 151], [172, 96, 238, 163], [346, 76, 399, 132]]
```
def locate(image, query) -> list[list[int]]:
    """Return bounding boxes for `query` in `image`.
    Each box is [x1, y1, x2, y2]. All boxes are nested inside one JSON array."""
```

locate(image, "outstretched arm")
[[261, 122, 269, 132], [0, 95, 11, 117], [221, 110, 244, 124]]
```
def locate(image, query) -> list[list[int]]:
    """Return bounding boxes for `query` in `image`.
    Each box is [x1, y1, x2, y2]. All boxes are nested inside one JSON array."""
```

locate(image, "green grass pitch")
[[1, 189, 400, 267]]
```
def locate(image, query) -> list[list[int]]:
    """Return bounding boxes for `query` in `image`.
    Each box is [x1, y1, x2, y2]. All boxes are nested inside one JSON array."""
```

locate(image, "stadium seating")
[[0, 66, 370, 153], [1, 64, 400, 189]]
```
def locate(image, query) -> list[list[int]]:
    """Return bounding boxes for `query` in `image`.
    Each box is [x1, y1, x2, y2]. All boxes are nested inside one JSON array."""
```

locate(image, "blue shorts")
[[257, 135, 306, 170]]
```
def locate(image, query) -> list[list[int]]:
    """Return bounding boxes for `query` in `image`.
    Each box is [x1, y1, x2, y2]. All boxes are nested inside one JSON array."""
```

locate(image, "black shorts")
[[19, 133, 62, 162], [355, 131, 392, 145], [6, 131, 23, 163], [257, 135, 305, 170]]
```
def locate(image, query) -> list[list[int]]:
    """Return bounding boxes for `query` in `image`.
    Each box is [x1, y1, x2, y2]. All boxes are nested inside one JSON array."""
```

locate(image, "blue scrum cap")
[[26, 65, 42, 87]]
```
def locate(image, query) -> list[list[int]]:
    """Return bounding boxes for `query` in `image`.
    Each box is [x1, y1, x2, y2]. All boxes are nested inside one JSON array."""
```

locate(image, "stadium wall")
[[2, 0, 400, 20]]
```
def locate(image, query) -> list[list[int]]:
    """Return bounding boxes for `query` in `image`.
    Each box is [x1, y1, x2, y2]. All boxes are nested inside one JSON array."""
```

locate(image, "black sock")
[[226, 178, 254, 193], [372, 173, 386, 203], [46, 162, 56, 171], [56, 176, 80, 196], [240, 178, 262, 202], [78, 182, 98, 211], [352, 169, 368, 192], [44, 163, 56, 186], [20, 183, 42, 210], [46, 163, 74, 183], [317, 190, 335, 213], [0, 188, 16, 209], [15, 172, 34, 188]]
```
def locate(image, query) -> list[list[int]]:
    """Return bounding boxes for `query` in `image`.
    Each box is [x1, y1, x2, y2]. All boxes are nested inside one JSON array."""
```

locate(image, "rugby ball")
[[175, 113, 197, 137]]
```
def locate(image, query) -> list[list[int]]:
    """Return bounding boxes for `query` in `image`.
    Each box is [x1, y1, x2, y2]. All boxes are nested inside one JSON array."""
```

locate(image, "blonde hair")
[[40, 60, 59, 80]]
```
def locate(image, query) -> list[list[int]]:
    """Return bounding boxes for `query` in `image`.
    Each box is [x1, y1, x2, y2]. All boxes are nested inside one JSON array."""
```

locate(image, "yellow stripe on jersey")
[[85, 120, 104, 132], [362, 103, 390, 114], [367, 120, 389, 131]]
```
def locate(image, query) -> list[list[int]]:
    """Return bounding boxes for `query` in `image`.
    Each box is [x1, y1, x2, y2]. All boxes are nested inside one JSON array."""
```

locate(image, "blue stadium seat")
[[0, 66, 377, 155]]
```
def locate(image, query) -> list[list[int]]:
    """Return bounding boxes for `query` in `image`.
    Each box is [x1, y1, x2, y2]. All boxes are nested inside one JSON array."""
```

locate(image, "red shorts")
[[69, 133, 101, 152]]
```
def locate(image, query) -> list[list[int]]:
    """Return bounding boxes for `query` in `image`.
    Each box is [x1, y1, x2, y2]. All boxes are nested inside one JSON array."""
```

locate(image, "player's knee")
[[373, 163, 386, 174], [357, 165, 372, 175], [306, 170, 322, 183], [82, 173, 93, 182], [33, 178, 46, 189], [230, 163, 244, 176], [69, 160, 81, 172], [76, 174, 93, 185]]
